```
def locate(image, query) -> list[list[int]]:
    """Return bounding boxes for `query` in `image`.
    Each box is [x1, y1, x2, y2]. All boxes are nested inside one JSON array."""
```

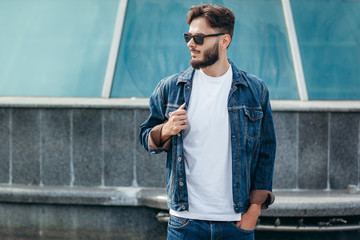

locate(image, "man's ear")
[[220, 34, 231, 49]]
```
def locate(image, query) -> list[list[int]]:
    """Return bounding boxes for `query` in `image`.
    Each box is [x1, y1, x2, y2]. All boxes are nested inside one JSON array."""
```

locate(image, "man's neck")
[[201, 57, 230, 77]]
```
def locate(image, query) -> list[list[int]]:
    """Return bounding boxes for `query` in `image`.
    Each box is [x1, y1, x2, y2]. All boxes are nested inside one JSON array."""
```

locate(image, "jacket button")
[[182, 205, 186, 210], [179, 182, 184, 186], [178, 157, 182, 161]]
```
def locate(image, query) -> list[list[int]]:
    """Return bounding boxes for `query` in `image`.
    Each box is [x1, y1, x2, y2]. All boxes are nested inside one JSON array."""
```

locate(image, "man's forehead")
[[188, 18, 216, 34]]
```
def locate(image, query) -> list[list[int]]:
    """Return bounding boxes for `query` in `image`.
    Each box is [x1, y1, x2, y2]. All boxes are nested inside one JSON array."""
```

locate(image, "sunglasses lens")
[[193, 36, 203, 45], [184, 34, 204, 45], [184, 34, 191, 43]]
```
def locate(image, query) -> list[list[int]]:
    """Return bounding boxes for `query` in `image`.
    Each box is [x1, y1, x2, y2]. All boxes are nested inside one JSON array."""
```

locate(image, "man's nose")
[[187, 37, 196, 48]]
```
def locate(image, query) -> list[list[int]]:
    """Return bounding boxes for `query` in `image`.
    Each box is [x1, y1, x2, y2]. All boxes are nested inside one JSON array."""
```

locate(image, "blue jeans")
[[167, 215, 254, 240]]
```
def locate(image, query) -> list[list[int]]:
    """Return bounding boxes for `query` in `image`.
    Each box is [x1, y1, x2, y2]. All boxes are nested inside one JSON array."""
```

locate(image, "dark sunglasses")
[[184, 33, 224, 45]]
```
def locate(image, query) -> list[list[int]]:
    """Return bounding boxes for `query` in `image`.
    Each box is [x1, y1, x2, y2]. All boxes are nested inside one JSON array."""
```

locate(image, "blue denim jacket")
[[139, 60, 276, 214]]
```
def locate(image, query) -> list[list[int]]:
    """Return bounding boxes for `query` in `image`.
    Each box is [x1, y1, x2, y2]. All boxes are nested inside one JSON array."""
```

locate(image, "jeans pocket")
[[168, 215, 192, 229], [230, 222, 255, 234]]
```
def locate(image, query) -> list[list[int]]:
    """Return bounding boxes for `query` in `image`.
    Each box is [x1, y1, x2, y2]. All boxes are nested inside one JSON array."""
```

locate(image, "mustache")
[[189, 48, 200, 53]]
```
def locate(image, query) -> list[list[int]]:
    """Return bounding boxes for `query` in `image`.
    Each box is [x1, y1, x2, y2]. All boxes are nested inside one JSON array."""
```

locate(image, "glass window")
[[111, 0, 298, 99], [226, 0, 298, 100], [291, 0, 360, 100], [111, 0, 190, 98], [0, 0, 119, 97]]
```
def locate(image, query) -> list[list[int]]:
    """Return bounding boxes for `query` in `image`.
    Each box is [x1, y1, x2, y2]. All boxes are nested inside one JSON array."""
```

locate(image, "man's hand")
[[161, 103, 188, 141], [236, 204, 261, 230]]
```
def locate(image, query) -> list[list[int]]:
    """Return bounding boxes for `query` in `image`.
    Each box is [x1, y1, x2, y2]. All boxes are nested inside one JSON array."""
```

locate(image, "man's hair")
[[186, 4, 235, 39]]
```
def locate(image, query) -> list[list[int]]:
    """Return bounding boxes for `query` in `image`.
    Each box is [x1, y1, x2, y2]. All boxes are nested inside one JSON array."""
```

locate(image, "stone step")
[[0, 184, 359, 217]]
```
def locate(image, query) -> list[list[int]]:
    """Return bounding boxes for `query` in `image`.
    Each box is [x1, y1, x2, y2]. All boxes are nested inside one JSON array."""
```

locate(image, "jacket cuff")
[[148, 123, 172, 152], [250, 190, 275, 210]]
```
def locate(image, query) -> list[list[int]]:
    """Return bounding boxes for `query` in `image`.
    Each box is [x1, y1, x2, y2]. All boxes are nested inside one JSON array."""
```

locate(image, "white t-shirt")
[[170, 65, 241, 221]]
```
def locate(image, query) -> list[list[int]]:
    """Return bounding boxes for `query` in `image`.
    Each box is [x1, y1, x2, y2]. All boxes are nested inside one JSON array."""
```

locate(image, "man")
[[139, 4, 276, 240]]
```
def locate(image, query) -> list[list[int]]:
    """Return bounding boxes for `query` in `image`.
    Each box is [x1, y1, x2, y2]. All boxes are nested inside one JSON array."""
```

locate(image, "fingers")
[[165, 103, 188, 136], [169, 103, 187, 118], [171, 115, 188, 129], [170, 114, 187, 126], [171, 114, 187, 123]]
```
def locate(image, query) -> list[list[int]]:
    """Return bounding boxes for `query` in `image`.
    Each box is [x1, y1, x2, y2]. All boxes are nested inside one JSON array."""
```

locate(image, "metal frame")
[[102, 0, 129, 98], [256, 224, 360, 232], [281, 0, 308, 101], [1, 97, 360, 111], [156, 213, 360, 232]]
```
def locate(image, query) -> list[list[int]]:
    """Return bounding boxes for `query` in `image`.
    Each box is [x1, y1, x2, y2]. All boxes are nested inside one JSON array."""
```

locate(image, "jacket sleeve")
[[139, 79, 172, 154], [147, 122, 172, 152], [250, 86, 276, 209]]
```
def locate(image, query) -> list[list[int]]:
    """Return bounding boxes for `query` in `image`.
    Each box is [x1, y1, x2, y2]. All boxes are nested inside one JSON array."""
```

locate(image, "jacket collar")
[[176, 59, 248, 87], [176, 66, 193, 85]]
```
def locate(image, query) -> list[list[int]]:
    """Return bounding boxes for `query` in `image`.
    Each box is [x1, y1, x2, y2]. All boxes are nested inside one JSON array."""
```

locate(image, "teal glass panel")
[[291, 0, 360, 100], [0, 0, 118, 97], [111, 0, 298, 99]]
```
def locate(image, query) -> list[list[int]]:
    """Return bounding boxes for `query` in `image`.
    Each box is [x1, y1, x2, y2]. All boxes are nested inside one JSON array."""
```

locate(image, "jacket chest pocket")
[[244, 108, 263, 140]]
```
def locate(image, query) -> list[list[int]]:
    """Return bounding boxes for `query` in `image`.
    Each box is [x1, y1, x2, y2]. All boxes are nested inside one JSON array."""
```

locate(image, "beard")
[[190, 39, 219, 69]]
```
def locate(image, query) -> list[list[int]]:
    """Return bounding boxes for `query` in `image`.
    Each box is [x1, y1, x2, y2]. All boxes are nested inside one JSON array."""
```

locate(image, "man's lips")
[[190, 49, 200, 58]]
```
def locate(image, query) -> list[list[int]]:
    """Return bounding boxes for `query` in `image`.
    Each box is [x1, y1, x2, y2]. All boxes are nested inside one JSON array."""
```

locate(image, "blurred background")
[[0, 0, 359, 239]]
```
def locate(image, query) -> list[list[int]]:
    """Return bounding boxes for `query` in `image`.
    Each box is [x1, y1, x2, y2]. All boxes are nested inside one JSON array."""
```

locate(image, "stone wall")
[[0, 98, 359, 239], [0, 100, 359, 191]]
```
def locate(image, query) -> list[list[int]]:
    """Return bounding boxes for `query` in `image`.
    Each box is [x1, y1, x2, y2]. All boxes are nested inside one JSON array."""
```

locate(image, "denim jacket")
[[139, 60, 276, 214]]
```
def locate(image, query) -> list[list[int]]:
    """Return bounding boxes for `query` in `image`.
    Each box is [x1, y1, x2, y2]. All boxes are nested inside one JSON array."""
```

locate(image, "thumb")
[[179, 103, 186, 110]]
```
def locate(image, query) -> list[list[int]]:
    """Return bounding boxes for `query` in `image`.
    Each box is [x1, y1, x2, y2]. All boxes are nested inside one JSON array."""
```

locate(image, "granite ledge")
[[261, 190, 360, 217], [0, 185, 359, 217], [0, 184, 142, 206], [0, 97, 360, 112], [0, 97, 149, 109], [142, 189, 360, 217]]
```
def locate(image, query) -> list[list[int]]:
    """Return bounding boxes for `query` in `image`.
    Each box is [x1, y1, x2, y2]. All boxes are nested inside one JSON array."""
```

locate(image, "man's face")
[[186, 17, 221, 69]]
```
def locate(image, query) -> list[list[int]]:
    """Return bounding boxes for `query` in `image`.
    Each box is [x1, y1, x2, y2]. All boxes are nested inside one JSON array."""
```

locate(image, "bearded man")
[[140, 4, 276, 240]]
